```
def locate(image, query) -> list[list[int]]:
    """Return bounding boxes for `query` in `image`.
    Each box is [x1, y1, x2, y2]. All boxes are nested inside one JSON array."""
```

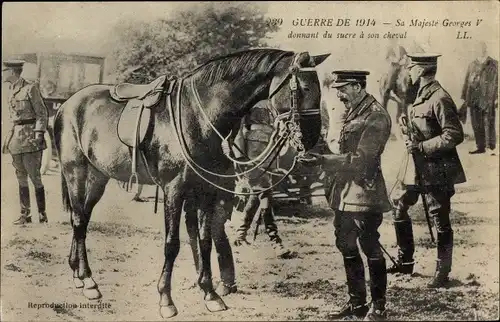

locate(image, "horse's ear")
[[311, 54, 331, 66]]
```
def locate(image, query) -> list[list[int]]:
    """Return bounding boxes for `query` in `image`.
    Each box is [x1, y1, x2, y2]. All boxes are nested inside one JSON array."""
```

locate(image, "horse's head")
[[268, 52, 330, 152]]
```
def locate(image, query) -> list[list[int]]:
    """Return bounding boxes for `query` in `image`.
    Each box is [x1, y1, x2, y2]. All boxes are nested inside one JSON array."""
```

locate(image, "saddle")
[[111, 75, 167, 106], [111, 75, 170, 192]]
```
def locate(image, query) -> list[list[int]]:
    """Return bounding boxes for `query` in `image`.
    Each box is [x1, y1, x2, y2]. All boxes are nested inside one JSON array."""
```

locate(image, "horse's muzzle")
[[298, 112, 321, 151]]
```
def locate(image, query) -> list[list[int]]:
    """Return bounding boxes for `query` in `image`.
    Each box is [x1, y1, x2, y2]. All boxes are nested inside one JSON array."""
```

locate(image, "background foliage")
[[107, 3, 280, 83]]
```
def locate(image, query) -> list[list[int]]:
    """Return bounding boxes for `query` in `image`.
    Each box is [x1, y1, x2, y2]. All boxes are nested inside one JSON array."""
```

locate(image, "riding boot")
[[387, 209, 414, 274], [35, 187, 48, 223], [427, 231, 453, 288], [367, 257, 387, 307], [331, 255, 368, 318], [14, 186, 32, 225], [264, 207, 291, 258], [364, 300, 387, 321], [234, 206, 254, 246]]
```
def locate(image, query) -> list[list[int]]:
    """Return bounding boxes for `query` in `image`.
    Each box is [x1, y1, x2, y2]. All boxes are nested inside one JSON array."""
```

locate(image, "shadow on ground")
[[274, 203, 334, 220]]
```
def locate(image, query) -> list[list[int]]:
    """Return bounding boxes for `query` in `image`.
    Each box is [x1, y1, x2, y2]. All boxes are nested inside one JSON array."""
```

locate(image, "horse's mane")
[[185, 48, 294, 85]]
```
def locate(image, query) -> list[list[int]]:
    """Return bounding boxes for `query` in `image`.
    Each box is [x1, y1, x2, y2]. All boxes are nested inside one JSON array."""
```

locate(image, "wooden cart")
[[18, 52, 105, 173]]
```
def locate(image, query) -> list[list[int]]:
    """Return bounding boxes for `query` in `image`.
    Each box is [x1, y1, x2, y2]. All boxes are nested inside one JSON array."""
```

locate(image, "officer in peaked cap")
[[2, 59, 25, 70], [330, 70, 370, 88], [299, 69, 392, 320], [2, 59, 49, 225], [387, 53, 466, 289], [406, 53, 442, 68]]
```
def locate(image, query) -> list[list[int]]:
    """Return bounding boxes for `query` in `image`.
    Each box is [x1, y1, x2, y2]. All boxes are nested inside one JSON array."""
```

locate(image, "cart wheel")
[[41, 132, 53, 175]]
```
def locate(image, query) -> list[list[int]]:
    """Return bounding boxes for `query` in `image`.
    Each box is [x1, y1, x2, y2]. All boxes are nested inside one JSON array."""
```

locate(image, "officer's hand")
[[34, 132, 45, 145], [405, 140, 421, 154], [297, 152, 323, 166]]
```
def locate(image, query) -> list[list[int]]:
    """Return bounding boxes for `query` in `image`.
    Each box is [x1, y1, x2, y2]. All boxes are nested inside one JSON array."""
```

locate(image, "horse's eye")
[[302, 86, 310, 92]]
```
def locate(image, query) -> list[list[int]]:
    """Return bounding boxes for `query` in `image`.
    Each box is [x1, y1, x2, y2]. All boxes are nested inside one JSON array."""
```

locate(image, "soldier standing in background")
[[230, 100, 290, 258], [2, 60, 49, 224], [388, 54, 466, 288], [461, 41, 498, 155], [300, 70, 392, 321]]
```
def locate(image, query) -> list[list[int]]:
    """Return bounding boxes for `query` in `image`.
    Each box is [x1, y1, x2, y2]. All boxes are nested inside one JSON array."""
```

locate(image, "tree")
[[107, 3, 280, 83]]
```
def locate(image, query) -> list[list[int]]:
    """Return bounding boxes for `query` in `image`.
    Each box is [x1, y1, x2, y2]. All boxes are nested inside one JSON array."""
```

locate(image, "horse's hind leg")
[[198, 192, 228, 312], [64, 160, 109, 300]]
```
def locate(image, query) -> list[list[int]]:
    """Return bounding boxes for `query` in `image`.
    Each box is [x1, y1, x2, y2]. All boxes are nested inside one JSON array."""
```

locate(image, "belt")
[[13, 119, 36, 126]]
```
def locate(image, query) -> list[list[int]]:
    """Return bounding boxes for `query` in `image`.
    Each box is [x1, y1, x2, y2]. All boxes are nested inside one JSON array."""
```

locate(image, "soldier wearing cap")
[[2, 59, 49, 224], [388, 53, 466, 288], [299, 70, 392, 320]]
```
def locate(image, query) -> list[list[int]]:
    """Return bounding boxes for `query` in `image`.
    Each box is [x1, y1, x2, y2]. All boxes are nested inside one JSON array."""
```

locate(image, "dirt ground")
[[1, 136, 499, 321]]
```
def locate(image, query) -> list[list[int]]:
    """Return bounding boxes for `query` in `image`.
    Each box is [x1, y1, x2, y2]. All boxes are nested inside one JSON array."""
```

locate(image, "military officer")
[[300, 71, 392, 321], [387, 54, 466, 289], [2, 60, 49, 224], [230, 100, 290, 258]]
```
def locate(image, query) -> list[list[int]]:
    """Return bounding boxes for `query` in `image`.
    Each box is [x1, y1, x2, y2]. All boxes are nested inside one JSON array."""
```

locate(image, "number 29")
[[267, 18, 283, 27]]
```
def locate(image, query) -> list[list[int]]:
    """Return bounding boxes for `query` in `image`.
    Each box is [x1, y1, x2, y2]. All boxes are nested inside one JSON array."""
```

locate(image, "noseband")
[[169, 53, 320, 196]]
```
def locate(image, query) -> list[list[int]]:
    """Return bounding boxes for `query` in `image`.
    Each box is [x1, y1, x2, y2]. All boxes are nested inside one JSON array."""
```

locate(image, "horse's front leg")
[[184, 199, 201, 279], [157, 185, 183, 319], [198, 193, 228, 312], [212, 200, 237, 296]]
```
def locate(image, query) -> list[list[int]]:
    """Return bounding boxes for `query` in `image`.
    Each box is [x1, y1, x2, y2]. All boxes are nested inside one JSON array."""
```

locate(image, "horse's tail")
[[61, 173, 73, 213], [53, 103, 72, 214]]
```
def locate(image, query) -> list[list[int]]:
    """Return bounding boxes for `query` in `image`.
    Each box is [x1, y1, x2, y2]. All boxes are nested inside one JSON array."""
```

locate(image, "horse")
[[53, 48, 330, 319], [378, 56, 419, 127]]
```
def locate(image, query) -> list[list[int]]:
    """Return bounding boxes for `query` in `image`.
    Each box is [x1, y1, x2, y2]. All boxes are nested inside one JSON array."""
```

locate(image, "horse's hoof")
[[83, 287, 102, 300], [73, 277, 84, 288], [205, 297, 228, 312], [160, 305, 178, 319], [216, 283, 237, 296]]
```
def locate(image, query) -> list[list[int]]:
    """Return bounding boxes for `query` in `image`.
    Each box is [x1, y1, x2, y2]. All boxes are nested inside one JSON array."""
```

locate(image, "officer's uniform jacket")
[[461, 56, 498, 112], [326, 94, 392, 213], [232, 101, 276, 186], [398, 80, 466, 187], [233, 101, 275, 159], [2, 78, 48, 155]]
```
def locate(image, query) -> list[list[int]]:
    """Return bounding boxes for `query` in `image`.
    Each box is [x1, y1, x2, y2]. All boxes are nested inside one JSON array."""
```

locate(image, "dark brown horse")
[[53, 49, 329, 319]]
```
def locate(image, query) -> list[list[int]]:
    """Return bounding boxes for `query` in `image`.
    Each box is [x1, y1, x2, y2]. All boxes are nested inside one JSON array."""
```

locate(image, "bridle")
[[169, 53, 320, 196]]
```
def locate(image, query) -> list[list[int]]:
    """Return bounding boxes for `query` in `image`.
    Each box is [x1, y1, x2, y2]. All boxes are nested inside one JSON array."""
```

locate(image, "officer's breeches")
[[394, 187, 453, 233], [334, 211, 384, 259], [236, 193, 278, 234], [334, 211, 386, 304], [11, 151, 44, 188]]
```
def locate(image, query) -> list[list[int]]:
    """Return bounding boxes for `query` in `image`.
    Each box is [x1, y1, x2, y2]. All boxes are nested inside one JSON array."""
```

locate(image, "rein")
[[169, 55, 318, 196], [169, 79, 297, 196]]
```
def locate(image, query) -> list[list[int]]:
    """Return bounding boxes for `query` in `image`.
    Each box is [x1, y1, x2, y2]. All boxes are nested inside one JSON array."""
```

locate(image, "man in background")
[[230, 100, 291, 258], [2, 60, 49, 224], [461, 41, 498, 155]]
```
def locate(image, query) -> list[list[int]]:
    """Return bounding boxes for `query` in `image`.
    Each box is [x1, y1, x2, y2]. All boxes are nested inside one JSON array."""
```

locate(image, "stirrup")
[[127, 173, 139, 193]]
